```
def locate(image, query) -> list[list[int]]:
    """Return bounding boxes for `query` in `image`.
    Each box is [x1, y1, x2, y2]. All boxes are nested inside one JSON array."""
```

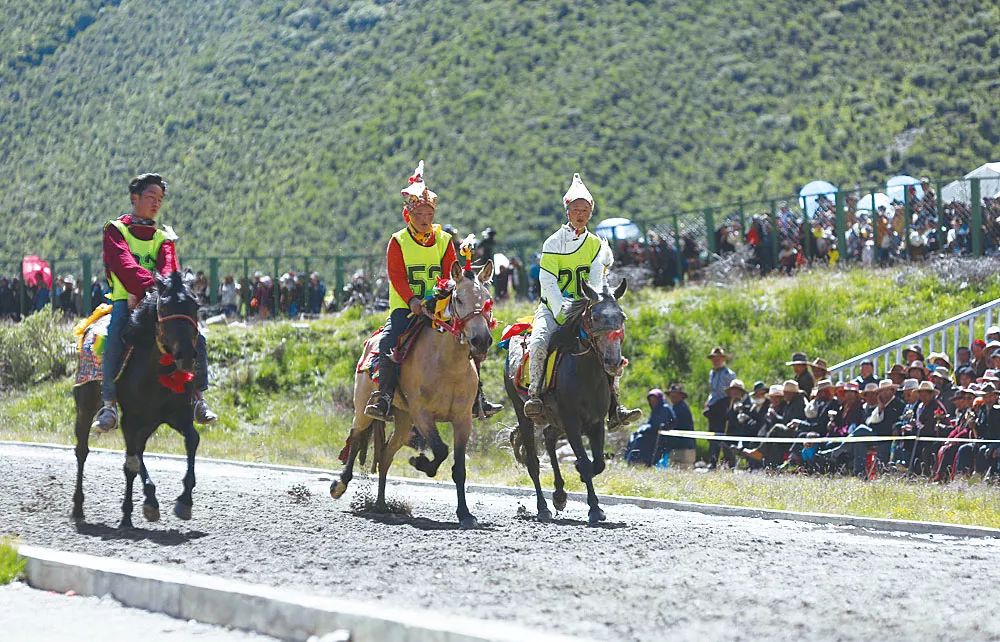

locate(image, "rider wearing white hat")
[[522, 173, 640, 430]]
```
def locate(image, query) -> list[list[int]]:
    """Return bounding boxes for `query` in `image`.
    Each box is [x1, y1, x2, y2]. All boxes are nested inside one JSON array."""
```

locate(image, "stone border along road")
[[3, 442, 1000, 641]]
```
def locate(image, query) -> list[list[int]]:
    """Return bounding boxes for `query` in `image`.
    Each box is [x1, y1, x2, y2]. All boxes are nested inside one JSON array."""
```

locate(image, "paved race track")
[[2, 443, 999, 641]]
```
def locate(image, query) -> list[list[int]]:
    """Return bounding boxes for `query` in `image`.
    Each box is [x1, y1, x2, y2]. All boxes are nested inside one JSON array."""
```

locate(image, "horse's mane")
[[124, 272, 190, 344], [549, 297, 590, 351]]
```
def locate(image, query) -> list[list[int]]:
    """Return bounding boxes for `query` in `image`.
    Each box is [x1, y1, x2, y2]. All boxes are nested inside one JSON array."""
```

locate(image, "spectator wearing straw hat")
[[666, 384, 696, 469], [780, 379, 808, 424], [931, 367, 956, 412], [987, 326, 1000, 344], [785, 378, 840, 470], [906, 360, 929, 382], [886, 363, 906, 387], [933, 387, 978, 481], [906, 381, 949, 476], [902, 344, 924, 366], [704, 347, 736, 469], [720, 379, 752, 468], [810, 358, 830, 383], [816, 382, 867, 471], [850, 379, 904, 476], [786, 352, 814, 397]]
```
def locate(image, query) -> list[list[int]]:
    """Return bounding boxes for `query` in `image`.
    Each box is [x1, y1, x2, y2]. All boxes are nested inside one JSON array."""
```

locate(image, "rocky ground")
[[2, 443, 1000, 641]]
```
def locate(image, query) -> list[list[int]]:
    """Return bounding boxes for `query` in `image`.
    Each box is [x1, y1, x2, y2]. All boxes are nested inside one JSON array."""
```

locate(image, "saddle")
[[73, 304, 113, 387], [499, 320, 561, 397], [356, 316, 428, 381]]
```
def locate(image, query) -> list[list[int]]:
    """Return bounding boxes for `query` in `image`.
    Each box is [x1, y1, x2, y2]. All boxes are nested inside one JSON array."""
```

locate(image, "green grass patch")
[[0, 537, 25, 585]]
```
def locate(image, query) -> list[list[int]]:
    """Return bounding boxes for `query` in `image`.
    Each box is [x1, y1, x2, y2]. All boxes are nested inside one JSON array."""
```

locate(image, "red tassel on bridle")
[[158, 352, 195, 394]]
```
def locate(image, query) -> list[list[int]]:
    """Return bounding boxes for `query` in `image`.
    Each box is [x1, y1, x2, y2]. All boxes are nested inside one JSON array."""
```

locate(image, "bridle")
[[153, 294, 199, 361], [431, 282, 497, 344], [575, 298, 627, 374]]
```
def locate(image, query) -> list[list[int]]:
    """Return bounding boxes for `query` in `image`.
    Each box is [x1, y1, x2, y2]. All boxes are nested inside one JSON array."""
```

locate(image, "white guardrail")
[[830, 297, 1000, 382]]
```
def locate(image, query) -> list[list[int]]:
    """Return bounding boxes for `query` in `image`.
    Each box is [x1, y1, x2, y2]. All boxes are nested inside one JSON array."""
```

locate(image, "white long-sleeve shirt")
[[538, 224, 613, 317]]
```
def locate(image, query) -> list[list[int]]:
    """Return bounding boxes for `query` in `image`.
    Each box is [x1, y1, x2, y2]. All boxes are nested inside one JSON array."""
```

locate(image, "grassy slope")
[[0, 0, 997, 262], [3, 263, 1000, 525]]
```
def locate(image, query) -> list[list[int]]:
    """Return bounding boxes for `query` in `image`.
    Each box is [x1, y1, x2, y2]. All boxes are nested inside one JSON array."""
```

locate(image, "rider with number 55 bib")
[[364, 160, 501, 422], [522, 173, 641, 430]]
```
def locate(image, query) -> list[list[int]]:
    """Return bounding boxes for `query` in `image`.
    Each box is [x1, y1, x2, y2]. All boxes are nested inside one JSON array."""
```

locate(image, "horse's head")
[[154, 271, 200, 372], [448, 259, 495, 358], [581, 278, 628, 376]]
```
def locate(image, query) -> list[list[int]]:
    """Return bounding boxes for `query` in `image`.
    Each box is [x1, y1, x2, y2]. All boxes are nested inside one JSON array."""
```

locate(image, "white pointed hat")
[[563, 173, 594, 211], [401, 160, 437, 221]]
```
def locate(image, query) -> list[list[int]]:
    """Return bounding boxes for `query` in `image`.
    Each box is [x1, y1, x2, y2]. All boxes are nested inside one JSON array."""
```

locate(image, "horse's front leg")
[[543, 427, 567, 512], [408, 422, 449, 478], [119, 422, 139, 529], [138, 449, 160, 523], [72, 383, 99, 520], [451, 415, 477, 529], [563, 423, 605, 525], [173, 416, 200, 521], [589, 421, 607, 477]]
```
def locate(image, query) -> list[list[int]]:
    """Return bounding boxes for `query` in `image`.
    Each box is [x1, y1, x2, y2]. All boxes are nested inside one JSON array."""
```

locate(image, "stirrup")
[[523, 395, 544, 419], [193, 399, 218, 424], [607, 406, 642, 431], [90, 405, 118, 435], [364, 393, 394, 421]]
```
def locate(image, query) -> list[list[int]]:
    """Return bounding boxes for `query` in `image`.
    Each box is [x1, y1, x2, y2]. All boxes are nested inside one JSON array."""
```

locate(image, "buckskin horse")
[[331, 260, 495, 529], [505, 279, 628, 524], [72, 271, 202, 528]]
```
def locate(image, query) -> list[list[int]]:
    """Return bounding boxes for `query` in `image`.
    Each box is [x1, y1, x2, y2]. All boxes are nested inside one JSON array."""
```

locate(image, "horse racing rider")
[[522, 173, 641, 430], [90, 173, 218, 434], [364, 160, 502, 422]]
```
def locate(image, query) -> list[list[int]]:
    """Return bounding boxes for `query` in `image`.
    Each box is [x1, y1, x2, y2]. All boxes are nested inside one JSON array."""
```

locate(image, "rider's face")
[[132, 185, 164, 220], [566, 199, 592, 232], [409, 203, 435, 234]]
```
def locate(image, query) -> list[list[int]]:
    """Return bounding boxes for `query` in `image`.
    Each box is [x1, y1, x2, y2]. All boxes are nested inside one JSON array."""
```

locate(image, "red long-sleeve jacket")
[[386, 229, 457, 305], [103, 214, 179, 297]]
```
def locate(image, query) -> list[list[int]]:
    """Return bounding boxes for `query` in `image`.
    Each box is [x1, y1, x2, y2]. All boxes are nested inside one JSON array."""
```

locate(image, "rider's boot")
[[364, 355, 399, 421], [192, 390, 218, 425], [472, 380, 503, 419], [90, 401, 119, 435], [522, 343, 547, 420], [192, 335, 218, 424], [607, 374, 642, 432]]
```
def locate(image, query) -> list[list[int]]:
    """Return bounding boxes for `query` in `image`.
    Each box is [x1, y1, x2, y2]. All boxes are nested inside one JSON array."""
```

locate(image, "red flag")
[[22, 256, 52, 288]]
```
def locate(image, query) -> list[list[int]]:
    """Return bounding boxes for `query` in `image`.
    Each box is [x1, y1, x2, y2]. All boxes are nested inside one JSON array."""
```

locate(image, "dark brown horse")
[[73, 272, 202, 528], [505, 279, 628, 524]]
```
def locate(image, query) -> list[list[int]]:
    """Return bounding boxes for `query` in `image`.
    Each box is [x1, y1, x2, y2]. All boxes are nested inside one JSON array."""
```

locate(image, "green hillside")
[[1, 0, 997, 261]]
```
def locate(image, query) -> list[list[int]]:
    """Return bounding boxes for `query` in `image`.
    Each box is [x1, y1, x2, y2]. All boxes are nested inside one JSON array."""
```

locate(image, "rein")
[[151, 295, 199, 393], [433, 294, 497, 341]]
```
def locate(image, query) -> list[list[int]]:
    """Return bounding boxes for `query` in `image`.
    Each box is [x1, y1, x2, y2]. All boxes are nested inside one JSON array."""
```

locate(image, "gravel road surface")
[[1, 580, 277, 641], [2, 442, 1000, 641]]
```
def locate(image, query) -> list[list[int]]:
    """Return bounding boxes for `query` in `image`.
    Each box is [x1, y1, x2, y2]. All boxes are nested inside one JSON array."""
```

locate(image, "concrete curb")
[[5, 440, 999, 539], [17, 544, 584, 642]]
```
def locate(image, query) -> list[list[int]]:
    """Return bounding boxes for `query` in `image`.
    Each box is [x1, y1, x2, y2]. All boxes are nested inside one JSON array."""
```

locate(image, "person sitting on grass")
[[624, 389, 674, 466], [665, 383, 697, 470]]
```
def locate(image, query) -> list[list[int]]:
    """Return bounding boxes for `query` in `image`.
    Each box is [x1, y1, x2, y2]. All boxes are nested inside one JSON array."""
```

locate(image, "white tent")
[[886, 175, 924, 203], [857, 192, 892, 212], [799, 180, 838, 216], [940, 162, 1000, 204], [594, 217, 642, 242]]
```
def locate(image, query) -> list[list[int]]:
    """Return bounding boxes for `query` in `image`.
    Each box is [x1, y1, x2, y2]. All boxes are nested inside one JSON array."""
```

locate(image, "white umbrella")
[[594, 217, 642, 242], [799, 180, 838, 216], [886, 175, 924, 203], [857, 192, 892, 212]]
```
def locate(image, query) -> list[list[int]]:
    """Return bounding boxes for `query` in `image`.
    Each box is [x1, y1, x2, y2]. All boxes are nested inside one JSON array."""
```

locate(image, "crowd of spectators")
[[625, 331, 1000, 481], [603, 181, 1000, 280], [0, 272, 104, 322]]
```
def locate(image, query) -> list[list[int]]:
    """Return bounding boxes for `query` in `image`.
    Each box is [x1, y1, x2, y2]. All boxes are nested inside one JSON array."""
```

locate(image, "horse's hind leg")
[[331, 420, 375, 500], [544, 427, 567, 512], [173, 419, 200, 521], [522, 421, 551, 522], [119, 423, 140, 529], [72, 383, 99, 520], [138, 450, 160, 523], [374, 423, 410, 512], [451, 416, 477, 529], [409, 424, 448, 478]]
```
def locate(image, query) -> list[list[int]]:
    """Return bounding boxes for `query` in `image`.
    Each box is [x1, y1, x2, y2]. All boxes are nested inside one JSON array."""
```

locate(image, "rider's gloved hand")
[[408, 296, 424, 317]]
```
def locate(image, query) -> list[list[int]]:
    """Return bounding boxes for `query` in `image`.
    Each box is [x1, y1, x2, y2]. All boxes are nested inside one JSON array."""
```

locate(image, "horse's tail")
[[357, 425, 372, 468]]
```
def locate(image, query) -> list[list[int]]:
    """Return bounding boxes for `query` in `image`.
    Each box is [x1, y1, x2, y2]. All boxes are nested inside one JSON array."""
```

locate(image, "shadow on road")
[[73, 521, 209, 545], [516, 513, 629, 529], [350, 510, 495, 532]]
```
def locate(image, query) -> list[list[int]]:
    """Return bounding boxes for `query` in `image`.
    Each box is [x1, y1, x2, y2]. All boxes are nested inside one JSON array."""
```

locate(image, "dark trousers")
[[761, 424, 796, 467], [705, 400, 728, 466], [379, 308, 417, 361], [850, 425, 889, 477]]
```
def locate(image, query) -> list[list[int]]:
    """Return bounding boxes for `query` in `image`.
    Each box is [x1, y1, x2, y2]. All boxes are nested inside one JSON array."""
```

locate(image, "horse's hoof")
[[537, 508, 553, 523], [71, 507, 84, 521], [173, 501, 192, 521], [330, 481, 348, 500], [459, 515, 479, 530], [143, 503, 161, 523], [553, 490, 567, 512], [118, 518, 133, 530], [588, 508, 606, 525]]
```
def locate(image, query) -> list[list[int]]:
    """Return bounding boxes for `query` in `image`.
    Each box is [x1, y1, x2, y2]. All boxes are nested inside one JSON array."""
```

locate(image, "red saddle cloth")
[[356, 317, 428, 381]]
